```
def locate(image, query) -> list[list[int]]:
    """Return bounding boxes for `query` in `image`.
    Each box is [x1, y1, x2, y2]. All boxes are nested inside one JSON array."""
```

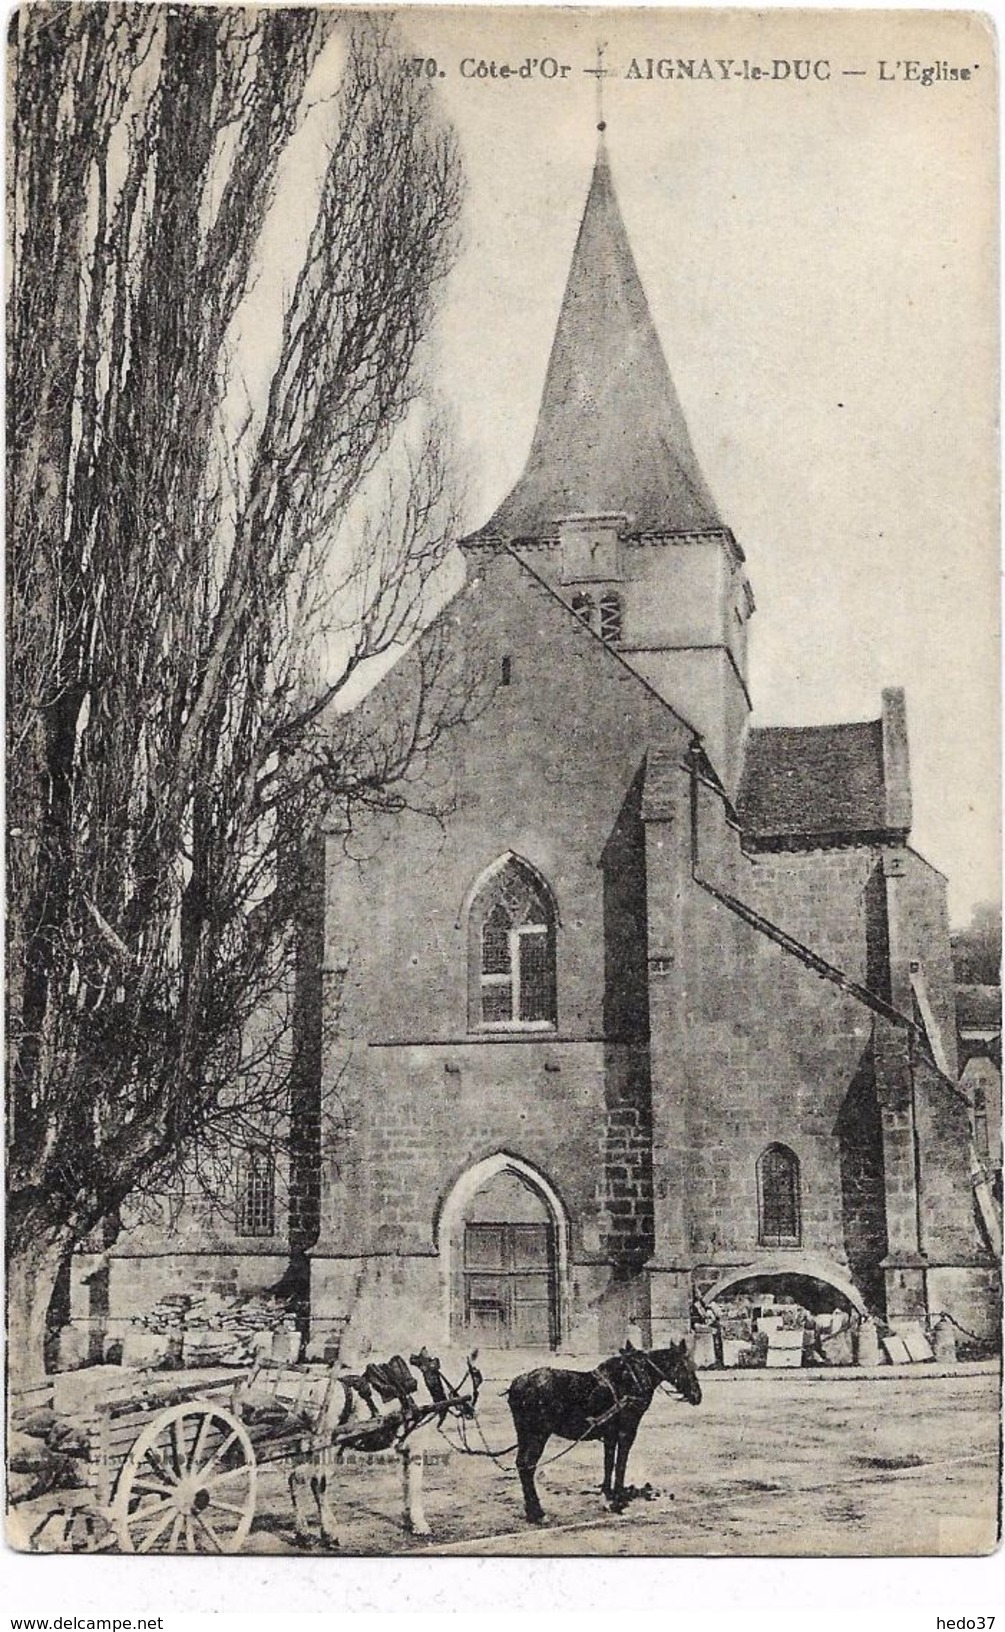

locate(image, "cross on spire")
[[583, 41, 615, 132]]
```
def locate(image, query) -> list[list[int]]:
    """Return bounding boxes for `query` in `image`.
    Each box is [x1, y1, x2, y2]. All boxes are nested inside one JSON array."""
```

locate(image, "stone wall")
[[315, 549, 690, 1346], [647, 772, 881, 1274], [885, 847, 959, 1074], [307, 547, 991, 1348], [926, 1264, 1002, 1343], [70, 1247, 291, 1353], [916, 1055, 988, 1262]]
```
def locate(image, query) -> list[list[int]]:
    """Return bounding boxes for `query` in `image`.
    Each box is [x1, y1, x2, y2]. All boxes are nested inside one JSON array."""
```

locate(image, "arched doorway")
[[702, 1255, 868, 1316], [438, 1155, 567, 1349]]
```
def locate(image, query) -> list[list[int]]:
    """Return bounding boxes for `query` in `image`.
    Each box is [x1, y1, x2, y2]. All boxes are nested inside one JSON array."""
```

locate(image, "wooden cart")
[[13, 1355, 476, 1554], [94, 1377, 259, 1553], [10, 1374, 259, 1554]]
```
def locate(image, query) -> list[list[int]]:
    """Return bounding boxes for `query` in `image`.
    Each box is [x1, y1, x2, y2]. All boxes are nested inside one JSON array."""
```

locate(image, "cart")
[[11, 1353, 478, 1554], [10, 1373, 257, 1553]]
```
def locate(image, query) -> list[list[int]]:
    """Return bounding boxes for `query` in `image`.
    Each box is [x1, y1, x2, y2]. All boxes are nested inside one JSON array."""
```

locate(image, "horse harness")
[[439, 1349, 684, 1471], [588, 1348, 684, 1424]]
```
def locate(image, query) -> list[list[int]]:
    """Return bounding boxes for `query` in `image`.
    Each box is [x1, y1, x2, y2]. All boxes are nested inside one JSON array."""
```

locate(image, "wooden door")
[[463, 1222, 556, 1348]]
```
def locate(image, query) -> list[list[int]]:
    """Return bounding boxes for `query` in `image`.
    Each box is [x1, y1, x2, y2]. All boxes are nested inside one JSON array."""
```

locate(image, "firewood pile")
[[128, 1291, 301, 1369], [8, 1409, 90, 1502]]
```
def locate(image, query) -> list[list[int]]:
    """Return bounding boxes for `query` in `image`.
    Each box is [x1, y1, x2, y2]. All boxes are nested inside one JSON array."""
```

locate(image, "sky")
[[264, 6, 999, 925]]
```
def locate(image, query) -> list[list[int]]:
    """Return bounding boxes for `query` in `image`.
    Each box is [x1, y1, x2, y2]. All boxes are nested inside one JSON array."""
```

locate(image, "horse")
[[506, 1338, 701, 1523], [287, 1349, 481, 1545]]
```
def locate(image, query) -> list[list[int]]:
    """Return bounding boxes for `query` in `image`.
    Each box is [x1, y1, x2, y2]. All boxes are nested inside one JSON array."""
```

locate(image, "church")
[[301, 139, 994, 1355], [94, 139, 995, 1360]]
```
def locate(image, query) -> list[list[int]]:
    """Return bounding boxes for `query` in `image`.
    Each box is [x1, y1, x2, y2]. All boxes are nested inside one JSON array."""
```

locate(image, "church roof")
[[475, 142, 723, 539], [955, 984, 1002, 1032], [738, 719, 890, 845]]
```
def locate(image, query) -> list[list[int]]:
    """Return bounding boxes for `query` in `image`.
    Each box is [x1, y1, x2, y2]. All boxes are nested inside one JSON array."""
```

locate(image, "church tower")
[[471, 140, 754, 795]]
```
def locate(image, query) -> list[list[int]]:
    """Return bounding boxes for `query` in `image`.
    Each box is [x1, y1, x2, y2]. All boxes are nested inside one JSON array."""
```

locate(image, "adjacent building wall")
[[643, 766, 890, 1333]]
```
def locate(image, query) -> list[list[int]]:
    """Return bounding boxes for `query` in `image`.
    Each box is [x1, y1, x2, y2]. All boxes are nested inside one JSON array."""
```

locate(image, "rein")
[[595, 1349, 690, 1408], [438, 1350, 691, 1470], [397, 1358, 480, 1446]]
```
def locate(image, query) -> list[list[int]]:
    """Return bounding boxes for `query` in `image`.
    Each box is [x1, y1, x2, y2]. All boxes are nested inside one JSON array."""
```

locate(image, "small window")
[[501, 655, 512, 686], [599, 593, 622, 644], [469, 857, 557, 1030], [571, 591, 595, 628], [237, 1149, 276, 1237], [757, 1144, 800, 1247]]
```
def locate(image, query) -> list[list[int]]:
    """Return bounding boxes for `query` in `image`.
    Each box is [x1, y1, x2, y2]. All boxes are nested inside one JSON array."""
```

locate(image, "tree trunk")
[[6, 1232, 69, 1389]]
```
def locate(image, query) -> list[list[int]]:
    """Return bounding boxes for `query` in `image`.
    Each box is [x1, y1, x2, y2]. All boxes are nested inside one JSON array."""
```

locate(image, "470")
[[404, 57, 443, 78]]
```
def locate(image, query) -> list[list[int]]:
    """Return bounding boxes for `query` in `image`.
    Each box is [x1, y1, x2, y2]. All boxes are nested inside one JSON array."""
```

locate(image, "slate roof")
[[737, 719, 890, 845], [474, 141, 723, 540], [955, 985, 1002, 1032]]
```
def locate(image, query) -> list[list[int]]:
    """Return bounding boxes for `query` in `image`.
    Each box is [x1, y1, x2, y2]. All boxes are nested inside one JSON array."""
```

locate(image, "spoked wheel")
[[113, 1402, 256, 1554]]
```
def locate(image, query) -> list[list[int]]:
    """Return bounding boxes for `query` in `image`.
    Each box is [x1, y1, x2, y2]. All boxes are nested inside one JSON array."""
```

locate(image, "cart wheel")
[[112, 1401, 256, 1554]]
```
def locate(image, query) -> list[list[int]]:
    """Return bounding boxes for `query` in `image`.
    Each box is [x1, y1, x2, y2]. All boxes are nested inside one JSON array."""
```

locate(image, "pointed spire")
[[480, 142, 722, 538]]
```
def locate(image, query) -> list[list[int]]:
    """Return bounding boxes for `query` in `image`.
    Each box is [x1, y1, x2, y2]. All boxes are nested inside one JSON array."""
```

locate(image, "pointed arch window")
[[599, 593, 622, 644], [468, 858, 557, 1030], [757, 1144, 801, 1247]]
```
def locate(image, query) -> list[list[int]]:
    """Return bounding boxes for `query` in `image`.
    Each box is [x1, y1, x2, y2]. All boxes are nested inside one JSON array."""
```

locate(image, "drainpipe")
[[907, 1027, 928, 1309]]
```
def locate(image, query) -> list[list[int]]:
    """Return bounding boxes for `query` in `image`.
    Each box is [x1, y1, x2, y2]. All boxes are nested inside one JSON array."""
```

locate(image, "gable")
[[350, 543, 697, 811], [326, 546, 695, 1045], [444, 545, 696, 787]]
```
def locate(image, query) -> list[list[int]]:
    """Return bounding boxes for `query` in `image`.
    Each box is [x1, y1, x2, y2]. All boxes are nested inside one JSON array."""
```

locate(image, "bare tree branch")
[[7, 5, 472, 1376]]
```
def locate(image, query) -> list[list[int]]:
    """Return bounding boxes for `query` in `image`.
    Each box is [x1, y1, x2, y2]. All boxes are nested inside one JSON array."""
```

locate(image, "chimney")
[[881, 686, 912, 836]]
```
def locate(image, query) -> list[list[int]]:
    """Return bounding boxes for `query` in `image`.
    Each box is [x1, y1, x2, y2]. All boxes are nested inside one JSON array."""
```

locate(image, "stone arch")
[[455, 852, 561, 930], [437, 1153, 570, 1348], [702, 1254, 868, 1315]]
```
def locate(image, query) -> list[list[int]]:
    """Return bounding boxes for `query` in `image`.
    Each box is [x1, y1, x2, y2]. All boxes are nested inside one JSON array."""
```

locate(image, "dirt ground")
[[240, 1364, 1001, 1558]]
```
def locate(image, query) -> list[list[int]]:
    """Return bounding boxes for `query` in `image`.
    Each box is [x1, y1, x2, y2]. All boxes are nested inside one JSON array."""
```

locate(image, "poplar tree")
[[8, 4, 466, 1378]]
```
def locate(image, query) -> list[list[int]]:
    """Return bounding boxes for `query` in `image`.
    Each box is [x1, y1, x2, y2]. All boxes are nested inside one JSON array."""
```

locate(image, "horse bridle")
[[427, 1354, 482, 1418], [632, 1348, 694, 1400], [591, 1348, 686, 1414]]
